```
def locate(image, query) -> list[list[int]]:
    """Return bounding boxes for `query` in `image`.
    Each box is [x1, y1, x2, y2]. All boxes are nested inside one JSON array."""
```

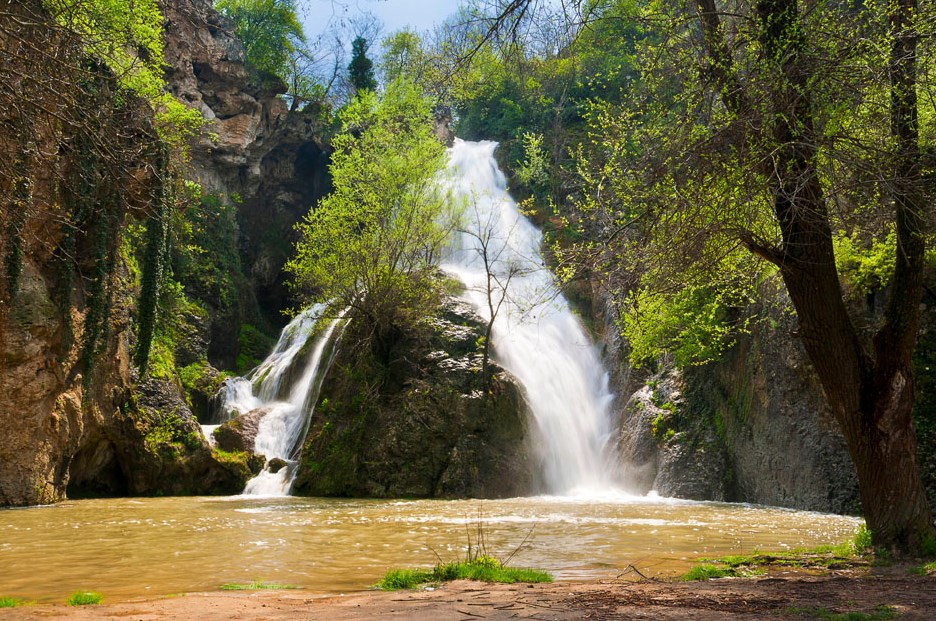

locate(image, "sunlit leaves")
[[287, 79, 455, 335], [215, 0, 304, 81]]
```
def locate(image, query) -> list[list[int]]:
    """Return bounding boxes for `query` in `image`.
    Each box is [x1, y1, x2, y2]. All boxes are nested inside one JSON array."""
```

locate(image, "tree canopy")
[[215, 0, 304, 82]]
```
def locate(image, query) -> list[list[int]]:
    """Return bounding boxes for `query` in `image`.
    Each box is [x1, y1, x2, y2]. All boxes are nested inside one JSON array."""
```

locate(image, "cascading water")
[[442, 139, 619, 494], [213, 304, 345, 496]]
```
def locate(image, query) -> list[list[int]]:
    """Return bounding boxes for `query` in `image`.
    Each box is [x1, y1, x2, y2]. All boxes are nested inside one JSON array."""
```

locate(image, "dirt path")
[[3, 570, 934, 620]]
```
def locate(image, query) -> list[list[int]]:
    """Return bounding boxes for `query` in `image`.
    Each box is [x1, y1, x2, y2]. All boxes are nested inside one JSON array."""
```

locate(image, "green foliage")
[[45, 0, 163, 98], [215, 0, 303, 82], [622, 280, 755, 369], [376, 568, 435, 590], [833, 229, 897, 297], [236, 324, 275, 373], [515, 132, 549, 195], [134, 152, 172, 376], [66, 591, 103, 606], [349, 36, 377, 93], [379, 30, 423, 86], [44, 0, 204, 148], [0, 597, 31, 608], [681, 564, 736, 581], [650, 409, 676, 444], [852, 525, 874, 555], [375, 559, 552, 590], [172, 188, 244, 317], [287, 78, 454, 356]]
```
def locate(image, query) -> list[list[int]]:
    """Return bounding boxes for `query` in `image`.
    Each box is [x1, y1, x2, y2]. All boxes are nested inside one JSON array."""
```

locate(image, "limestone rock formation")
[[161, 0, 331, 365], [0, 0, 319, 506]]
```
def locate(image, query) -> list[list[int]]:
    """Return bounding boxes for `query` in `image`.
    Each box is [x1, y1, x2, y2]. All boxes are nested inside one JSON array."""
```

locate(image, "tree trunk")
[[750, 0, 934, 550]]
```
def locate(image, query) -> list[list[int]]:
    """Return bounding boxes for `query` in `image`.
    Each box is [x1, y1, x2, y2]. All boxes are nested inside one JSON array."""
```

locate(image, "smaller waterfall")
[[213, 304, 344, 496]]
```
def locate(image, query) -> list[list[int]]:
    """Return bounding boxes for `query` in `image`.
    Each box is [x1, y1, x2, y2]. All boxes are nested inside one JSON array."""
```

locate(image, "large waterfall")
[[214, 139, 618, 497], [442, 139, 619, 494], [214, 304, 344, 496]]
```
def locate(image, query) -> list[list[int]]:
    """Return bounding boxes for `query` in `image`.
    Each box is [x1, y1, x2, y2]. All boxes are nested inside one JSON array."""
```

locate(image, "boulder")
[[293, 297, 533, 499], [213, 407, 270, 453]]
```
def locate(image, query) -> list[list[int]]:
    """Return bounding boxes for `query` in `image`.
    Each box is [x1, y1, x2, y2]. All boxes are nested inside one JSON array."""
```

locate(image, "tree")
[[286, 78, 455, 360], [215, 0, 304, 82], [348, 35, 377, 93], [477, 0, 936, 551]]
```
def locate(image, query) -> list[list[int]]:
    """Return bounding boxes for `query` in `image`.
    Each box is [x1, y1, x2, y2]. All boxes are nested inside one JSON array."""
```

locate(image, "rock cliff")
[[161, 0, 331, 366], [0, 0, 325, 506], [612, 288, 862, 514]]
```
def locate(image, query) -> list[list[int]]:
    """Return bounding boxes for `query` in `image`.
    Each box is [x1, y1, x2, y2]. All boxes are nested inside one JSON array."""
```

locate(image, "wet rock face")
[[293, 297, 533, 499], [612, 296, 860, 514]]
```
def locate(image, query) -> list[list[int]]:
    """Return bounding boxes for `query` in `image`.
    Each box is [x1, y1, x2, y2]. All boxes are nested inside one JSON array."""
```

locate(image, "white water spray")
[[442, 139, 619, 494], [214, 304, 344, 496]]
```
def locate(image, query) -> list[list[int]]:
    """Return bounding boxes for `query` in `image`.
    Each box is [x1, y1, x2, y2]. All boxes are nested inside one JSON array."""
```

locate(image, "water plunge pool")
[[0, 494, 861, 603]]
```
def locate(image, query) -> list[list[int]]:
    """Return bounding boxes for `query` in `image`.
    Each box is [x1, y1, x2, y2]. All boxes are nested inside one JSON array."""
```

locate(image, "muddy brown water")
[[0, 494, 861, 603]]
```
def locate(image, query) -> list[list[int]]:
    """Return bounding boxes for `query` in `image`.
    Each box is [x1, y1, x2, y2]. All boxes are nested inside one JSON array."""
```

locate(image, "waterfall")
[[442, 139, 619, 494], [213, 304, 345, 496]]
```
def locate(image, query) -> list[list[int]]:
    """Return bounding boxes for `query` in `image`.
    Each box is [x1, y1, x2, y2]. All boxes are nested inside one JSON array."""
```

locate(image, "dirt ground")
[[3, 568, 934, 620]]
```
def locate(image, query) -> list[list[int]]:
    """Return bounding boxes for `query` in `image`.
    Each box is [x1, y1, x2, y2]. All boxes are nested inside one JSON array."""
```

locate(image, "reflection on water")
[[0, 495, 861, 602]]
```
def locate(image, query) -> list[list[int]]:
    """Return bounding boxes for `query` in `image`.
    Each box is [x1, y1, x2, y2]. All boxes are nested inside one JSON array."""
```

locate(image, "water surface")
[[0, 495, 860, 602]]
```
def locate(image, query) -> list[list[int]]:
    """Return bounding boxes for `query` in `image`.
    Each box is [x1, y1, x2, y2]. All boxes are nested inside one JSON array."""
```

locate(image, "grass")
[[785, 605, 897, 621], [0, 597, 32, 608], [66, 591, 103, 606], [219, 581, 299, 591], [375, 556, 552, 590], [680, 564, 740, 581], [681, 525, 875, 581]]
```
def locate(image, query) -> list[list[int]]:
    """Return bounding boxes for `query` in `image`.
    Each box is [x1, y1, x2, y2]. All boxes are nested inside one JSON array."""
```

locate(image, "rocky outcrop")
[[293, 298, 533, 498], [161, 0, 331, 365], [613, 290, 861, 514]]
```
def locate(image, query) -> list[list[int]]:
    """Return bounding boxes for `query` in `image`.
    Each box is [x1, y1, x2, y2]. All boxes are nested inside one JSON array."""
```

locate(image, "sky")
[[303, 0, 464, 40]]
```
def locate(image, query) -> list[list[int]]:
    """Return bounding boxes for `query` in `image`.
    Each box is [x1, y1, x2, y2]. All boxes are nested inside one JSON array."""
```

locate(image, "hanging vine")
[[133, 143, 172, 377], [2, 149, 32, 303]]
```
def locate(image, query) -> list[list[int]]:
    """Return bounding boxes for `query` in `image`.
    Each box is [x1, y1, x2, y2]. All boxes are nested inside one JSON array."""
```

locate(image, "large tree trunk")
[[742, 0, 935, 550]]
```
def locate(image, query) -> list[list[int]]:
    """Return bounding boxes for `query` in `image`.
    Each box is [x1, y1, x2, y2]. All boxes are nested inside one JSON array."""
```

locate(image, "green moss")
[[142, 409, 202, 454]]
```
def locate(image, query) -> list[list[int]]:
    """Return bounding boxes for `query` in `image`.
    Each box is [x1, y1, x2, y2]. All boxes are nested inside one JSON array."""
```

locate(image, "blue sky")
[[304, 0, 464, 38]]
